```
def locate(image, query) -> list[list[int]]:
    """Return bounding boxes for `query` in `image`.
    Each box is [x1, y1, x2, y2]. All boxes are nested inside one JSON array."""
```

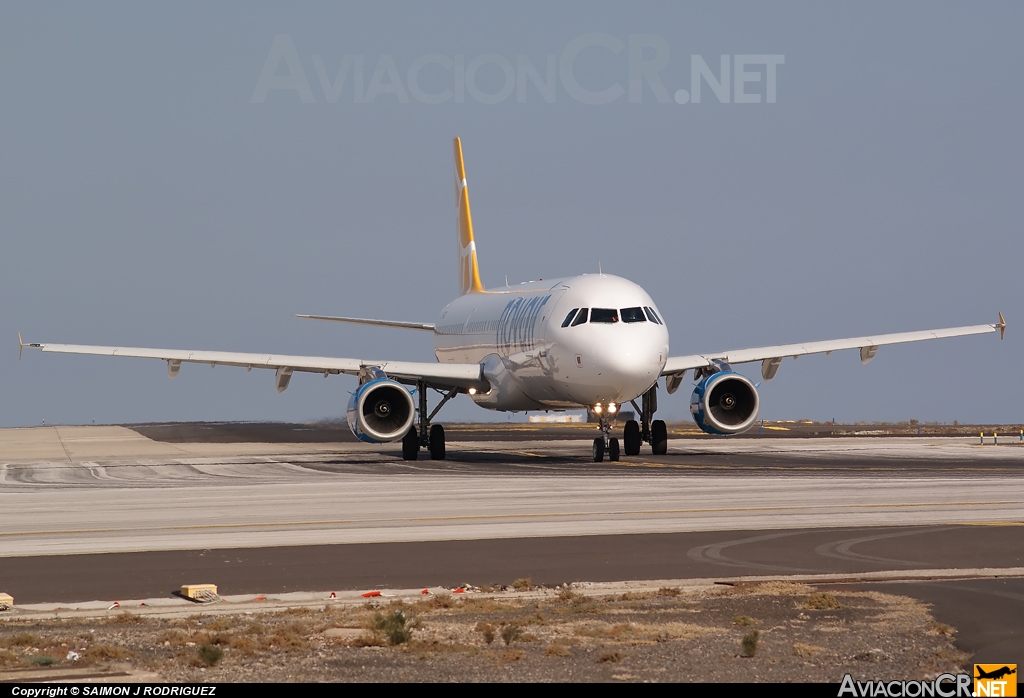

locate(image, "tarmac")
[[0, 422, 1022, 661]]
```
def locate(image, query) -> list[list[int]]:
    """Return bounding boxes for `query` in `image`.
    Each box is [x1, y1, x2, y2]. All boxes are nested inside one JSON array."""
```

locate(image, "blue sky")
[[3, 2, 1021, 426]]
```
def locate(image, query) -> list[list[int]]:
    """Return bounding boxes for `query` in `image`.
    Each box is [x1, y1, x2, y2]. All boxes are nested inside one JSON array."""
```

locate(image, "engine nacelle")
[[346, 378, 416, 443], [690, 371, 760, 435]]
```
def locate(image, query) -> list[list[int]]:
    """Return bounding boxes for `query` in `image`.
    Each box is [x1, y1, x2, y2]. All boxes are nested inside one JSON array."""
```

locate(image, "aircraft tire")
[[623, 420, 641, 456], [592, 437, 605, 463], [429, 424, 446, 460], [402, 427, 419, 460], [651, 420, 668, 455], [608, 437, 620, 462]]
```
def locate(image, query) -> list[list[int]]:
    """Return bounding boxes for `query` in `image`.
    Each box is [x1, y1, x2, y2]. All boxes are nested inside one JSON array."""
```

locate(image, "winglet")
[[997, 312, 1006, 340], [18, 333, 43, 359]]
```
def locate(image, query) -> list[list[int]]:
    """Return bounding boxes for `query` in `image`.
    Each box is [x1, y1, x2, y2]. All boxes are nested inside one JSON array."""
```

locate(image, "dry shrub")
[[85, 644, 134, 661], [657, 587, 682, 597], [197, 644, 223, 667], [741, 630, 760, 657], [928, 622, 955, 638], [512, 578, 532, 591], [371, 609, 417, 646], [197, 616, 235, 632], [619, 591, 655, 601], [211, 634, 257, 653], [103, 612, 145, 625], [264, 622, 311, 651], [475, 622, 495, 645], [174, 649, 205, 667], [30, 655, 58, 666], [497, 649, 524, 662], [157, 630, 189, 646], [5, 633, 39, 648], [792, 642, 825, 658], [544, 643, 571, 657], [350, 632, 386, 648], [713, 581, 814, 597], [733, 616, 756, 626], [598, 650, 623, 663], [0, 649, 20, 667], [557, 588, 583, 603], [655, 618, 712, 642], [281, 606, 313, 616], [803, 592, 842, 610], [457, 598, 515, 614], [500, 624, 523, 646]]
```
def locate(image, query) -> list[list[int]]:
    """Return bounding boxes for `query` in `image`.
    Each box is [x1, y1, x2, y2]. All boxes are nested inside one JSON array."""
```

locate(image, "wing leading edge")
[[20, 341, 486, 392], [661, 315, 1004, 388], [294, 314, 435, 331]]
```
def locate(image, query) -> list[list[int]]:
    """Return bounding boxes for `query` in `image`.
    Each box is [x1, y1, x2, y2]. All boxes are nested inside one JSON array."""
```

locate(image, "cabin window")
[[644, 306, 662, 324], [571, 308, 589, 326], [621, 307, 646, 323], [590, 308, 618, 323], [561, 309, 579, 327]]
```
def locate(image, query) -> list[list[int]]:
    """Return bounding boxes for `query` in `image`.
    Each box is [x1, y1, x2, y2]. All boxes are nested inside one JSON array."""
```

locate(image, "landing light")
[[608, 403, 617, 414], [468, 388, 477, 395], [594, 403, 603, 414]]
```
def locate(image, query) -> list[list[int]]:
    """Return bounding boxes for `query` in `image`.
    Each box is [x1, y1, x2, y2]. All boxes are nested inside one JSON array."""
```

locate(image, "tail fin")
[[453, 137, 484, 294]]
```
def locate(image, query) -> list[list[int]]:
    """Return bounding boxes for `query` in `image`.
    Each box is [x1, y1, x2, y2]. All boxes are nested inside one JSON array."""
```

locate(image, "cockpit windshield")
[[621, 307, 646, 323], [643, 307, 662, 324], [562, 306, 661, 327]]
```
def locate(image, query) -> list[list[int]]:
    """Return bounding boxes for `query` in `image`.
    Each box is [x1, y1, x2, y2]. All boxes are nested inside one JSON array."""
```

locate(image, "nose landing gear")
[[591, 410, 620, 463]]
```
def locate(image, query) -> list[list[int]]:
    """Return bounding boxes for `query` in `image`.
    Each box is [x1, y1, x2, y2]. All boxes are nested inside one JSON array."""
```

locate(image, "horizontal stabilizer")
[[295, 314, 435, 331]]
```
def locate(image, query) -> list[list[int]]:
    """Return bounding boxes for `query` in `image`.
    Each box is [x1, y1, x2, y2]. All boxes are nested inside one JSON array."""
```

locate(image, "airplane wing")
[[18, 338, 486, 392], [661, 315, 1004, 391], [294, 314, 435, 331]]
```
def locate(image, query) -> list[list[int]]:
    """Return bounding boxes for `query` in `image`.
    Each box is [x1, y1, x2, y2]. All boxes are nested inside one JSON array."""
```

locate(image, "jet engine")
[[690, 371, 759, 435], [346, 376, 416, 443]]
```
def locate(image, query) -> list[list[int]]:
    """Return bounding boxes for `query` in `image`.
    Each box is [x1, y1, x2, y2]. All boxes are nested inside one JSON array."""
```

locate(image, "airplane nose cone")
[[592, 343, 665, 400]]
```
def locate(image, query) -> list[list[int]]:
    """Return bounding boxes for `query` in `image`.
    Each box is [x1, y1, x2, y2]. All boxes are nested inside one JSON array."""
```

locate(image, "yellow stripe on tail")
[[453, 137, 484, 294]]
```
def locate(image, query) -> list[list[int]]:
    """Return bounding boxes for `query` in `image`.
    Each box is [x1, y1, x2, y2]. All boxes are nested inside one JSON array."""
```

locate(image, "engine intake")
[[346, 377, 416, 443], [690, 371, 759, 435]]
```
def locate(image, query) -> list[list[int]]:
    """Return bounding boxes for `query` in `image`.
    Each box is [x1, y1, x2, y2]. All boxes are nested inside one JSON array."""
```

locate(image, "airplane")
[[21, 138, 1006, 463], [975, 666, 1016, 681]]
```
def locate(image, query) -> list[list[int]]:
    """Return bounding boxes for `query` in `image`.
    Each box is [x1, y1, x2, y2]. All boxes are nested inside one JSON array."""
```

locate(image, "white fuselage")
[[433, 274, 669, 411]]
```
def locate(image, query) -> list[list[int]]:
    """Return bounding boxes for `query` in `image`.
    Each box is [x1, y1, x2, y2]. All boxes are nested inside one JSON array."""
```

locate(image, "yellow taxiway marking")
[[3, 502, 1022, 539]]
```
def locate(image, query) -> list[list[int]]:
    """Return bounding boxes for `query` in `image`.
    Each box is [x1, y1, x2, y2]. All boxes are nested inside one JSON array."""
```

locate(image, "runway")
[[1, 427, 1022, 556], [1, 423, 1022, 658]]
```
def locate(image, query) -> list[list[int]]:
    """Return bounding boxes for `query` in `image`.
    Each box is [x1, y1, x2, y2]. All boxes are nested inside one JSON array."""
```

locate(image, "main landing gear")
[[593, 384, 667, 462], [623, 384, 668, 457], [402, 381, 458, 461]]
